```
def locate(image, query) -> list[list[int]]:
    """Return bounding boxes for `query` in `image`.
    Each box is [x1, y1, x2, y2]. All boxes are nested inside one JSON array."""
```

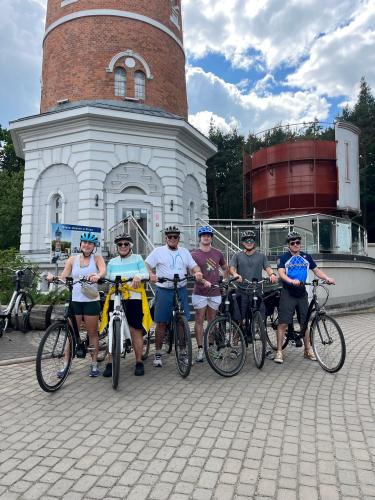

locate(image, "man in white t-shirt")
[[145, 226, 203, 367]]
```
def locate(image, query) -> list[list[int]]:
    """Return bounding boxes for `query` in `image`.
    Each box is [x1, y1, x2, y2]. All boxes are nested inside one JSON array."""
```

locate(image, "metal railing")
[[107, 215, 155, 259]]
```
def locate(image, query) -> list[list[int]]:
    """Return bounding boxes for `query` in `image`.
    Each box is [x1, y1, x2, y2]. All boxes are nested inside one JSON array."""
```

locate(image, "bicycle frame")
[[106, 277, 132, 356]]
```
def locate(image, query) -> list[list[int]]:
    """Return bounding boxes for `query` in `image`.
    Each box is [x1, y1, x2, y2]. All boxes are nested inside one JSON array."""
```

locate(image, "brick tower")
[[11, 0, 216, 264], [41, 0, 188, 118]]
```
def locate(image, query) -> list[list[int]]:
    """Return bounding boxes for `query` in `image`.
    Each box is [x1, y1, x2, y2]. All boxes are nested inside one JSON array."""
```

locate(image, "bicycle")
[[0, 267, 35, 336], [155, 274, 194, 378], [236, 278, 269, 370], [98, 276, 151, 389], [203, 277, 246, 377], [36, 276, 104, 392], [267, 280, 346, 373]]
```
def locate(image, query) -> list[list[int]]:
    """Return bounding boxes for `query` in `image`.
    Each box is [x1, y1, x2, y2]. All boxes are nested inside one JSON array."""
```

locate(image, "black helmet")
[[164, 225, 180, 235], [241, 230, 256, 242], [114, 233, 133, 244], [286, 231, 301, 243]]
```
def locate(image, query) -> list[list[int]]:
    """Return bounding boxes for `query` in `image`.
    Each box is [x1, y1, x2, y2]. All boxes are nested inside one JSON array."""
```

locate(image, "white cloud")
[[287, 1, 375, 97], [187, 66, 330, 135]]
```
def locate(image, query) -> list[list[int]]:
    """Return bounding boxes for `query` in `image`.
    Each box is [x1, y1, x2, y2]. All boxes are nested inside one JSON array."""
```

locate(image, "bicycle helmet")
[[197, 226, 214, 237], [241, 230, 256, 242], [80, 232, 98, 245], [114, 233, 133, 244], [286, 231, 302, 243], [164, 225, 181, 235]]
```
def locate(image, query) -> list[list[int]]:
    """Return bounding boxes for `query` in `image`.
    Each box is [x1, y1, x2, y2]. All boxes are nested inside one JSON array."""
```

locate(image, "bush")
[[32, 288, 69, 305], [0, 249, 38, 304]]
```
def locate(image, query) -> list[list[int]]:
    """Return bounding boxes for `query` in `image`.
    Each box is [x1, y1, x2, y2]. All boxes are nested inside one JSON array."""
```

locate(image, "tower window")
[[114, 67, 126, 97], [170, 1, 180, 28], [53, 195, 62, 224], [135, 71, 146, 100]]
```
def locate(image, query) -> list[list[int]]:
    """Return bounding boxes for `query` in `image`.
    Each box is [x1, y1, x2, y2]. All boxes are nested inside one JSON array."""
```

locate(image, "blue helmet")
[[80, 232, 98, 245], [198, 226, 214, 237]]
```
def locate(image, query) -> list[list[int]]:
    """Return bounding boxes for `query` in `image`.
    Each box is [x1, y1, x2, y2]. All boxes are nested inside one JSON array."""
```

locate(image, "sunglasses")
[[166, 235, 179, 240], [117, 242, 130, 247], [243, 239, 255, 244], [289, 240, 301, 246]]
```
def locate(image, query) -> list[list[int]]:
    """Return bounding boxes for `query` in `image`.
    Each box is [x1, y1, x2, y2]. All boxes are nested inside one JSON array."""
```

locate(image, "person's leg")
[[275, 290, 294, 364], [84, 314, 99, 362], [194, 307, 207, 348], [155, 322, 167, 350], [130, 327, 144, 363], [298, 296, 316, 360]]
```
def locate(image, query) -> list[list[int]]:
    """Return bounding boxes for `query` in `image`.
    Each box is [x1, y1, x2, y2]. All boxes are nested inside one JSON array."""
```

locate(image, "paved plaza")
[[0, 312, 374, 500]]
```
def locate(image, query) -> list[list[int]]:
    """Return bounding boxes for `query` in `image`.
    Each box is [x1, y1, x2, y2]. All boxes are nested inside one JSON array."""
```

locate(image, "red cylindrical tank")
[[251, 140, 338, 218], [41, 0, 187, 118]]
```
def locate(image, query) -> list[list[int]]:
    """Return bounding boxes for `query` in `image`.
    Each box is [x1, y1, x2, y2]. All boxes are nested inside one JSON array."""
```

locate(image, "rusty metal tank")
[[250, 140, 338, 218]]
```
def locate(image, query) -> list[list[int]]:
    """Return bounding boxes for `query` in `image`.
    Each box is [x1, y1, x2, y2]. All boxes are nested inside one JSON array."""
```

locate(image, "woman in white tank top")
[[48, 232, 106, 377]]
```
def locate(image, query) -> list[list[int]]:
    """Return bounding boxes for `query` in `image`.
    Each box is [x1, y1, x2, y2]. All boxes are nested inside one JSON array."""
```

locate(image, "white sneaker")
[[196, 348, 204, 363], [153, 353, 163, 367]]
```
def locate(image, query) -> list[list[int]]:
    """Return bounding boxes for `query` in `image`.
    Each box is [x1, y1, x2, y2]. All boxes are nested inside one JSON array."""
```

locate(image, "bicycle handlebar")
[[98, 276, 149, 285], [157, 274, 195, 284]]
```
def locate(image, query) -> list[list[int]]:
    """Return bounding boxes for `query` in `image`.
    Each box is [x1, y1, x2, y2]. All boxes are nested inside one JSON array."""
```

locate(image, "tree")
[[0, 127, 24, 249], [207, 127, 245, 219], [341, 78, 375, 240]]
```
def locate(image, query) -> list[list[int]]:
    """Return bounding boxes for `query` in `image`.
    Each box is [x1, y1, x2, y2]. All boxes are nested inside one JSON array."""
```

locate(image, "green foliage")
[[207, 127, 245, 219], [32, 288, 69, 305], [0, 249, 38, 304], [341, 77, 375, 240], [0, 127, 24, 249]]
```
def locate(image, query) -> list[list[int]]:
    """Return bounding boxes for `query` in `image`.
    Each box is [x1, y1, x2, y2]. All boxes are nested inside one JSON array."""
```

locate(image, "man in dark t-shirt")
[[191, 226, 228, 362]]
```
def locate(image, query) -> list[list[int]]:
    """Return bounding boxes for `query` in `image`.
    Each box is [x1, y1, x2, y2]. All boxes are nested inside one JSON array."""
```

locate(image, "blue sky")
[[1, 0, 374, 137]]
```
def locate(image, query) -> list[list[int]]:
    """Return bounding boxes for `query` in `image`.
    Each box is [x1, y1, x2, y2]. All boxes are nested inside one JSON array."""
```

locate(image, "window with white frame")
[[170, 0, 180, 28], [114, 67, 126, 97], [53, 195, 62, 224], [134, 71, 146, 100]]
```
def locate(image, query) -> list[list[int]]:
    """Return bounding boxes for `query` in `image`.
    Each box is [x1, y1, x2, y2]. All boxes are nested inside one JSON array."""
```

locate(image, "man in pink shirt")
[[191, 226, 228, 362]]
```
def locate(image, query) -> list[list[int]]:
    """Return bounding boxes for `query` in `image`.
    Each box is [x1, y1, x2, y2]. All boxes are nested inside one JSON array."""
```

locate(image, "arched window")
[[135, 71, 146, 100], [53, 195, 62, 224], [114, 67, 126, 97]]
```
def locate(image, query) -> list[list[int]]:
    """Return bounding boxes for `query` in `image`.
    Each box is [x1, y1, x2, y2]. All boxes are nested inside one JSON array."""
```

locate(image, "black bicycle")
[[267, 280, 346, 373], [156, 274, 193, 378], [203, 277, 246, 377], [0, 267, 35, 336], [36, 277, 101, 392]]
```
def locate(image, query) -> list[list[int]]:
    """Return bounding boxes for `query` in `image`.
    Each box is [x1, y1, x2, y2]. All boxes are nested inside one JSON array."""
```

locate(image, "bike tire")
[[15, 292, 34, 333], [36, 321, 73, 393], [174, 315, 192, 378], [204, 317, 246, 377], [0, 318, 5, 338], [310, 314, 346, 373], [252, 311, 266, 369], [112, 319, 122, 389], [265, 311, 289, 351], [142, 329, 151, 361]]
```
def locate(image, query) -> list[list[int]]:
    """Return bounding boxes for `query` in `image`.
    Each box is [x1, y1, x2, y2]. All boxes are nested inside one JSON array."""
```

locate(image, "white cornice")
[[44, 9, 184, 54]]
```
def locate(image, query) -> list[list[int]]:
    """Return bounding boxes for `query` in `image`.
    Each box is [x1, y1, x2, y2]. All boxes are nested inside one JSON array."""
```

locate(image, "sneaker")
[[57, 366, 67, 379], [304, 349, 317, 361], [196, 348, 204, 363], [274, 350, 283, 364], [153, 353, 163, 367], [89, 365, 100, 377], [102, 363, 112, 377], [134, 362, 145, 376], [265, 348, 274, 360]]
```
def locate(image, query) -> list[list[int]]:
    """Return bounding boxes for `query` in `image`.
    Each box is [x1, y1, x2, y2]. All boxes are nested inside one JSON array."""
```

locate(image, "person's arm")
[[59, 257, 74, 280], [265, 265, 277, 283], [312, 267, 335, 284], [229, 254, 242, 281], [278, 267, 300, 286], [145, 261, 157, 283], [88, 255, 106, 283], [191, 264, 204, 283], [131, 256, 149, 288]]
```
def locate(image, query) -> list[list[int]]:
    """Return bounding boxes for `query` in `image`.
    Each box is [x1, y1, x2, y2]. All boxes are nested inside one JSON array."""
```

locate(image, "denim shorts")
[[154, 286, 190, 323]]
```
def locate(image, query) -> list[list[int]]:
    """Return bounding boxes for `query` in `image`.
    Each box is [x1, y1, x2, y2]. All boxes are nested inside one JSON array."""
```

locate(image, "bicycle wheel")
[[36, 321, 73, 392], [112, 319, 122, 389], [142, 329, 151, 361], [15, 292, 34, 333], [204, 317, 246, 377], [174, 315, 192, 378], [252, 311, 266, 369], [310, 314, 346, 373], [265, 311, 289, 350], [161, 324, 174, 355], [0, 318, 5, 337]]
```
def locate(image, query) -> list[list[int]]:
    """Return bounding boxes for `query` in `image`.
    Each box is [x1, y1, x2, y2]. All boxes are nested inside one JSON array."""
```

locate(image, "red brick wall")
[[41, 0, 187, 117]]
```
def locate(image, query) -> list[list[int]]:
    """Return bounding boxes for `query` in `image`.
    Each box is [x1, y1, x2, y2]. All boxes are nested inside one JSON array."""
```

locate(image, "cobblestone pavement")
[[0, 312, 374, 500], [0, 329, 44, 363]]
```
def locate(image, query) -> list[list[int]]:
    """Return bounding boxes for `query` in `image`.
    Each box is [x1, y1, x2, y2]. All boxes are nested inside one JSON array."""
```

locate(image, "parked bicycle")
[[266, 280, 345, 373], [36, 277, 104, 392], [98, 276, 151, 389], [236, 278, 269, 370], [156, 274, 194, 378], [203, 277, 246, 377], [0, 267, 35, 336]]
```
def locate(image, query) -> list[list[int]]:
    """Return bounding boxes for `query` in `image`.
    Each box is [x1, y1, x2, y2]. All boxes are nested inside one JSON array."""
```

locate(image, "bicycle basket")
[[12, 269, 34, 288]]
